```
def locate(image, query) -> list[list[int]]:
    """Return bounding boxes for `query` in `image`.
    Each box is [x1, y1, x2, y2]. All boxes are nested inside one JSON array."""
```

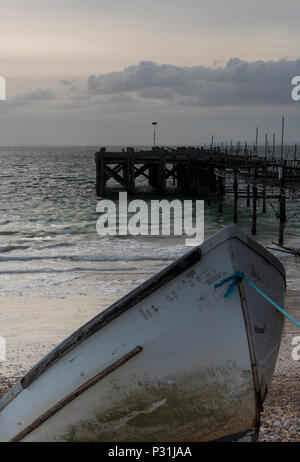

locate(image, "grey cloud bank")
[[4, 58, 300, 111], [17, 88, 56, 102], [1, 57, 300, 145], [87, 58, 300, 107]]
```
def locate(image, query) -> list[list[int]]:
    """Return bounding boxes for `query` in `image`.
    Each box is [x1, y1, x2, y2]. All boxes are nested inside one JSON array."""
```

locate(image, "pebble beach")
[[259, 257, 300, 441]]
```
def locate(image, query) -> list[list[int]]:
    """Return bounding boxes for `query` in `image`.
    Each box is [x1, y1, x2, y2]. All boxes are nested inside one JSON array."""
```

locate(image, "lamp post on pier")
[[152, 122, 158, 148]]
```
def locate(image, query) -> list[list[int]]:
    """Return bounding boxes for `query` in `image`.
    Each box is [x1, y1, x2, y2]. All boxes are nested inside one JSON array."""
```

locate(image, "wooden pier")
[[95, 146, 300, 244]]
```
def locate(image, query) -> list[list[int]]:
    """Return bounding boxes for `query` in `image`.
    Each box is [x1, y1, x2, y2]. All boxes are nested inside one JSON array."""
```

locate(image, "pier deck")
[[95, 147, 300, 195]]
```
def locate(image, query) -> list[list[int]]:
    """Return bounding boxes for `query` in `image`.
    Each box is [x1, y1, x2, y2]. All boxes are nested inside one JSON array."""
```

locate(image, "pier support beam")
[[149, 163, 159, 189], [233, 171, 238, 224], [218, 175, 223, 213], [262, 186, 266, 213], [95, 156, 100, 195], [251, 185, 257, 235], [95, 154, 105, 196], [158, 158, 166, 194], [129, 158, 135, 193], [207, 180, 211, 206], [278, 168, 286, 247], [247, 184, 250, 207], [207, 165, 215, 206], [177, 165, 189, 194], [125, 158, 135, 193]]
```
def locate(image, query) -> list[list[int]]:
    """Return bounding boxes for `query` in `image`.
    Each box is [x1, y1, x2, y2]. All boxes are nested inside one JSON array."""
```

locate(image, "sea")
[[0, 146, 299, 298]]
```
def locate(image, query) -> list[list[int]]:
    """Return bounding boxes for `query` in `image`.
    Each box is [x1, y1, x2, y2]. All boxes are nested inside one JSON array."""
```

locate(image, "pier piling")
[[252, 185, 258, 235], [218, 175, 223, 213], [233, 171, 238, 224], [278, 166, 286, 246], [247, 184, 250, 207]]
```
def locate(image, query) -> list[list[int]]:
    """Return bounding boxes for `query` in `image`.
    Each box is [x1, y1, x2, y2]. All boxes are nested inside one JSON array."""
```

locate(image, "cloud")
[[3, 57, 300, 119], [88, 61, 189, 94], [0, 87, 57, 113], [87, 58, 300, 107], [139, 87, 174, 100], [60, 79, 77, 86], [17, 88, 56, 101]]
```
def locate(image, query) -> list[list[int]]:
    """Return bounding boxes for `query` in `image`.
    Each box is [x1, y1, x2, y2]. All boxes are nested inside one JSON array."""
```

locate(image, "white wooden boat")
[[0, 225, 285, 442]]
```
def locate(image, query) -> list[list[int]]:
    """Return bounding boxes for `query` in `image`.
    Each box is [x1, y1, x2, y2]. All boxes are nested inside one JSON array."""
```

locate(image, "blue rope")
[[214, 271, 300, 329], [214, 271, 245, 298]]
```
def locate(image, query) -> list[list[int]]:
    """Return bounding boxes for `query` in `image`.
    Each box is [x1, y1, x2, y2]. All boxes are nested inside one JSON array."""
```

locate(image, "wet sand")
[[0, 265, 299, 442]]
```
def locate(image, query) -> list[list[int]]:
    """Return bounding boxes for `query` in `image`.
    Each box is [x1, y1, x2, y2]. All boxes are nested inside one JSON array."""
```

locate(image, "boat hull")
[[0, 225, 285, 442]]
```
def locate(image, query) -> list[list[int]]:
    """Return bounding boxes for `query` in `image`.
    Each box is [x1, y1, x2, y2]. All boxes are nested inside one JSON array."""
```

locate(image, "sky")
[[0, 0, 300, 145]]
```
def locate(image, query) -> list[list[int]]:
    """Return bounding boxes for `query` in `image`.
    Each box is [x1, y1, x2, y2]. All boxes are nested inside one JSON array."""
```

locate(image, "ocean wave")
[[0, 231, 19, 236], [0, 266, 160, 274], [0, 254, 174, 263], [0, 245, 30, 253]]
